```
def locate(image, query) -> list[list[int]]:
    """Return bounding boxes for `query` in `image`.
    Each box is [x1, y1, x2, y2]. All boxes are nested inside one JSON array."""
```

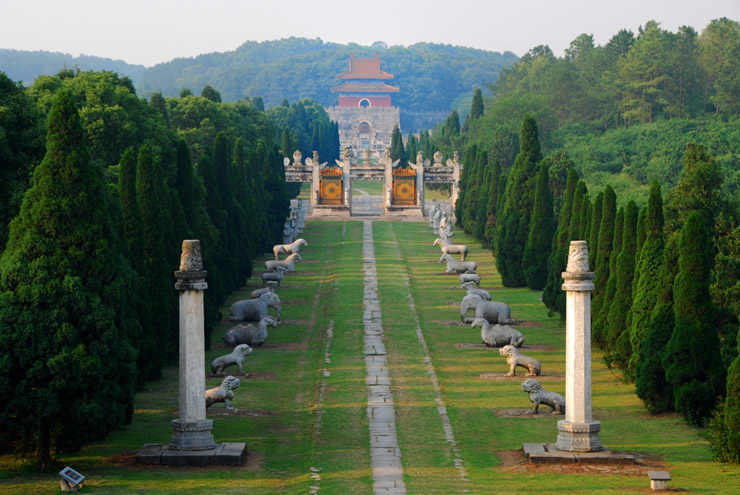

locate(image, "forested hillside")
[[426, 18, 740, 205], [0, 49, 146, 85], [136, 38, 518, 131]]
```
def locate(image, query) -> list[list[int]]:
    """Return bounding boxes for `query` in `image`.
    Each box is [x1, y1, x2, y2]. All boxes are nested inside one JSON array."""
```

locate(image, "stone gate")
[[283, 149, 460, 218]]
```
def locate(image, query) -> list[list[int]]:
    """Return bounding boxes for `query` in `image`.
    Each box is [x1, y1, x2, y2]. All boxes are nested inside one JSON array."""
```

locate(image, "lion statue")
[[211, 344, 252, 375], [521, 378, 564, 415], [205, 375, 240, 411], [499, 345, 541, 376]]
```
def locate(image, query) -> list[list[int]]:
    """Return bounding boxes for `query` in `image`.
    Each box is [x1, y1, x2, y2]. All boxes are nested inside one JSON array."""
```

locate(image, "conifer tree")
[[496, 114, 541, 287], [665, 143, 723, 234], [567, 181, 587, 243], [592, 185, 617, 320], [626, 182, 665, 377], [281, 127, 294, 159], [137, 145, 177, 362], [483, 159, 502, 247], [118, 147, 157, 383], [456, 144, 477, 225], [607, 200, 639, 371], [470, 87, 484, 120], [201, 84, 221, 103], [475, 160, 492, 243], [0, 90, 136, 468], [542, 168, 579, 314], [407, 131, 418, 163], [635, 235, 679, 413], [594, 205, 623, 348], [664, 212, 726, 425], [390, 125, 405, 165], [175, 139, 196, 226], [523, 163, 555, 290], [588, 191, 604, 271]]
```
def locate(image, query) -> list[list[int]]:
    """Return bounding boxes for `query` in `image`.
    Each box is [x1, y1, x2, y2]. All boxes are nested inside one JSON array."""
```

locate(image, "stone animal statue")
[[251, 281, 277, 299], [459, 273, 481, 287], [461, 294, 515, 325], [272, 238, 308, 260], [211, 344, 252, 375], [472, 318, 525, 348], [229, 292, 282, 322], [222, 316, 278, 347], [265, 253, 302, 273], [205, 375, 240, 411], [440, 254, 477, 274], [499, 345, 541, 376], [433, 238, 469, 261], [521, 378, 565, 414], [462, 281, 491, 300], [261, 268, 285, 287]]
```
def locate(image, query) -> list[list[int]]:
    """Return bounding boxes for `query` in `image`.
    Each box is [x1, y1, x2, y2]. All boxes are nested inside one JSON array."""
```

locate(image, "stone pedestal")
[[556, 240, 604, 452], [169, 419, 214, 451]]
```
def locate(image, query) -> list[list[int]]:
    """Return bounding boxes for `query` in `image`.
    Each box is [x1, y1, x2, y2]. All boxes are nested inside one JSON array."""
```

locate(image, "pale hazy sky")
[[1, 0, 738, 67]]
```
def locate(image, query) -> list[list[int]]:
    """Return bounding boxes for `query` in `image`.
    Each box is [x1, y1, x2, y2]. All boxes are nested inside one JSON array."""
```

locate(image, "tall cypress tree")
[[0, 90, 136, 468], [470, 87, 484, 120], [635, 234, 679, 413], [664, 212, 726, 425], [626, 182, 665, 377], [594, 205, 623, 349], [542, 168, 579, 315], [483, 159, 502, 247], [475, 160, 493, 243], [523, 163, 555, 290], [496, 114, 541, 287], [456, 144, 477, 225], [390, 125, 405, 164], [281, 127, 294, 159], [607, 201, 639, 371], [592, 185, 617, 320], [588, 191, 604, 271], [137, 145, 177, 363]]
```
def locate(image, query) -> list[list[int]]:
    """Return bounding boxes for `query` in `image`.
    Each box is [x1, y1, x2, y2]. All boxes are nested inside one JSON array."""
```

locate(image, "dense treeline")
[[136, 38, 518, 131], [0, 69, 303, 467], [451, 18, 740, 462]]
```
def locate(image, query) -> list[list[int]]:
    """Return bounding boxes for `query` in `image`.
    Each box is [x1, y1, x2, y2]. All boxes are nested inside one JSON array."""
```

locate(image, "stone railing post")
[[556, 240, 604, 452], [170, 240, 214, 451]]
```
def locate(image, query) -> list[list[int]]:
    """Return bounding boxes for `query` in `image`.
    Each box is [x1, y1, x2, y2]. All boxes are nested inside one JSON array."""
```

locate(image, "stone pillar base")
[[169, 419, 215, 451], [556, 420, 604, 452]]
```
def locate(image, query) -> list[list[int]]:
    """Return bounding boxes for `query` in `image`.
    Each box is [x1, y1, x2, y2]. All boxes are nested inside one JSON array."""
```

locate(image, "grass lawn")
[[1, 220, 738, 493]]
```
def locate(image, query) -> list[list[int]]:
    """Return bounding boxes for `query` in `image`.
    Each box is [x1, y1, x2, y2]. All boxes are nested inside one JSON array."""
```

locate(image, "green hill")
[[136, 38, 519, 131], [0, 49, 146, 85]]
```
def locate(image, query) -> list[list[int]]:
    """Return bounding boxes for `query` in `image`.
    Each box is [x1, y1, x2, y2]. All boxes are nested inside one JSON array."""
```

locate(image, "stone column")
[[170, 240, 215, 451], [417, 155, 425, 214], [556, 240, 604, 452]]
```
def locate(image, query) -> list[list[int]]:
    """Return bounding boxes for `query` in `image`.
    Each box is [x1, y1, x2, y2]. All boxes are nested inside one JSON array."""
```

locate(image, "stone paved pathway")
[[363, 220, 406, 494]]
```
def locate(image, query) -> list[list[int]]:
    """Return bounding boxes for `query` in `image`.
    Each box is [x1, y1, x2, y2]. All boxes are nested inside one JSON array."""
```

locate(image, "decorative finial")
[[179, 240, 203, 272], [566, 241, 590, 274]]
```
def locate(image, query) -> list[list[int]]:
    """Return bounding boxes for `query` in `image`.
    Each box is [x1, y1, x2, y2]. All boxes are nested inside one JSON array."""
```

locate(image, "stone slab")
[[523, 443, 635, 465], [137, 442, 247, 467]]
